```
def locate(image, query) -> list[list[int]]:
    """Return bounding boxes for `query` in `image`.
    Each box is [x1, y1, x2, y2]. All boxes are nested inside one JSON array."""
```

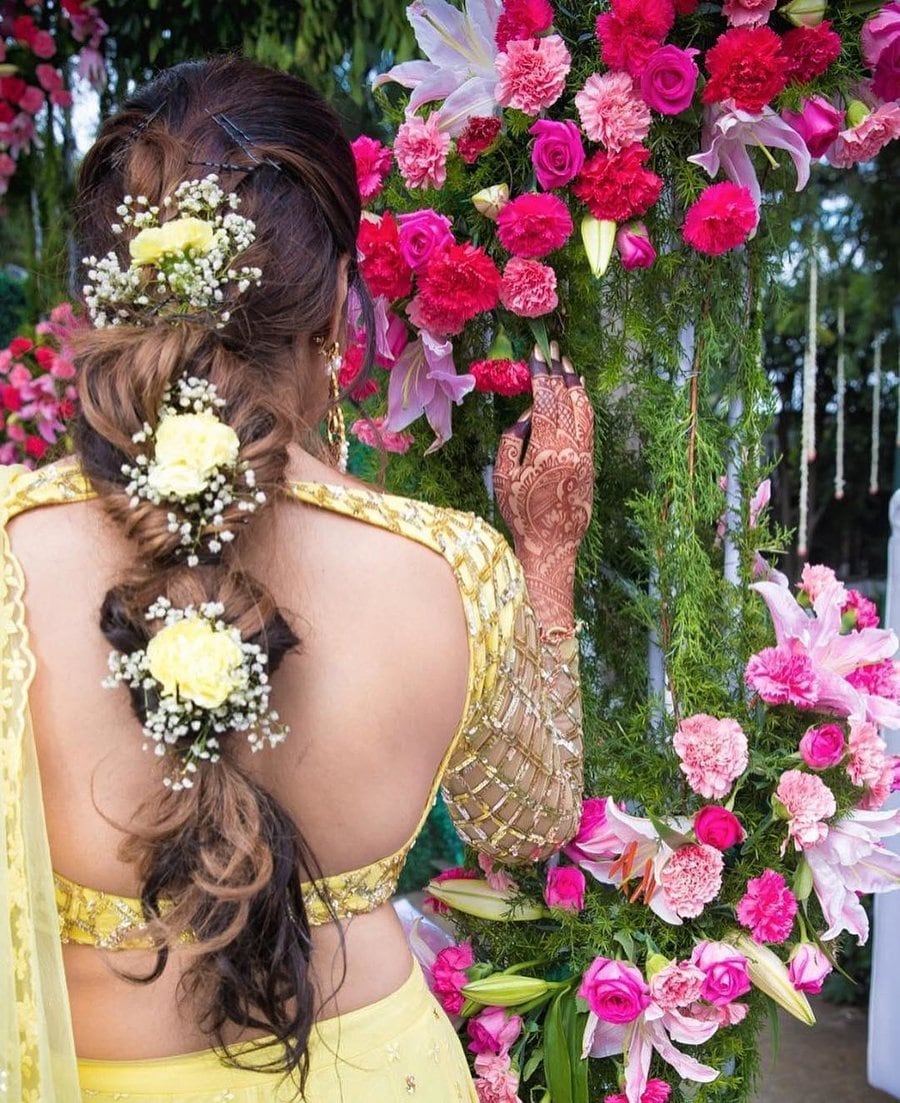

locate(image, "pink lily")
[[578, 799, 692, 925], [805, 808, 900, 944], [688, 102, 811, 211], [372, 0, 501, 135], [751, 578, 900, 726], [583, 1004, 719, 1103], [385, 330, 475, 452]]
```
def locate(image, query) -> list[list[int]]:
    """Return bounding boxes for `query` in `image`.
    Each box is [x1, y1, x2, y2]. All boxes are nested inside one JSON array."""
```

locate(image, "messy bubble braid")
[[71, 59, 367, 1084]]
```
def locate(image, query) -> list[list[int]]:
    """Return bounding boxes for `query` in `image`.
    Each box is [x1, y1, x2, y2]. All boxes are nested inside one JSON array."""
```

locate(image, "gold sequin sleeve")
[[440, 538, 583, 863]]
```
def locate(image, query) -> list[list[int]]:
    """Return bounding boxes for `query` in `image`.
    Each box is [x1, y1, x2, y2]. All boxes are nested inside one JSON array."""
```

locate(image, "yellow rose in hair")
[[147, 618, 246, 709], [146, 410, 240, 499], [129, 217, 216, 267]]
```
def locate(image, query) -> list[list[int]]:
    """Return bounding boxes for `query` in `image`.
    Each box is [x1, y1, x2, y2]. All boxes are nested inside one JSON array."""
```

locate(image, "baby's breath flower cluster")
[[104, 597, 288, 790], [81, 174, 262, 328], [123, 376, 266, 567]]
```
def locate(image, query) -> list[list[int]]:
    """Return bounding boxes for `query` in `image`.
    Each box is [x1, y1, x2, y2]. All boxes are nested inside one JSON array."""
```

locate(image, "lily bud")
[[730, 932, 816, 1026], [846, 100, 871, 129], [462, 972, 552, 1007], [780, 0, 826, 27], [424, 877, 550, 921], [792, 858, 813, 902], [472, 183, 510, 220], [488, 325, 515, 361], [581, 215, 616, 278], [645, 953, 671, 980]]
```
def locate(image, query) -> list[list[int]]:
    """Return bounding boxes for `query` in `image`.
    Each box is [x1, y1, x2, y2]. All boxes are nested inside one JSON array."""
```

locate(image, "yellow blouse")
[[0, 461, 583, 1092]]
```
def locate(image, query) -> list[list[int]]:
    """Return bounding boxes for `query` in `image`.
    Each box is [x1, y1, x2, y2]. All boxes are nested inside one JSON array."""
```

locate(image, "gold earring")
[[322, 340, 348, 473]]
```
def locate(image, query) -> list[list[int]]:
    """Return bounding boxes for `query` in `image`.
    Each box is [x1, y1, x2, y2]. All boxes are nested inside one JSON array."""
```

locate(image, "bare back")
[[10, 451, 470, 1060]]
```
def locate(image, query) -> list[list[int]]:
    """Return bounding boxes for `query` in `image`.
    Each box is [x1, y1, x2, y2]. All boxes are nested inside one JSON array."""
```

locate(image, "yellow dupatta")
[[0, 463, 80, 1100]]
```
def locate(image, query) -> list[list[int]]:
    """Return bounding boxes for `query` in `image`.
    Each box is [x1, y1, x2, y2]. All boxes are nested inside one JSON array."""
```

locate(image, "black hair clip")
[[206, 110, 284, 175], [188, 159, 255, 173]]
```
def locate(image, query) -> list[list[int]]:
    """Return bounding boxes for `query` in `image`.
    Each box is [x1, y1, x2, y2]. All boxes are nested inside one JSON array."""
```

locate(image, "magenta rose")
[[578, 956, 651, 1023], [873, 37, 900, 103], [616, 221, 657, 270], [862, 1, 900, 68], [640, 45, 700, 115], [544, 865, 586, 912], [397, 209, 454, 272], [799, 723, 846, 770], [529, 118, 586, 190], [694, 805, 746, 850], [690, 941, 751, 1006], [788, 943, 832, 994], [783, 96, 845, 158], [466, 1006, 523, 1056]]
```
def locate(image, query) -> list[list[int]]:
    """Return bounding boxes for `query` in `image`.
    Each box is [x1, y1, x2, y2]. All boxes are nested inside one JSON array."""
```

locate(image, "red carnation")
[[496, 192, 573, 259], [782, 22, 842, 85], [1, 385, 22, 412], [25, 435, 48, 460], [676, 0, 699, 12], [9, 336, 34, 357], [59, 398, 76, 420], [682, 182, 758, 256], [34, 346, 55, 369], [339, 342, 379, 401], [457, 116, 502, 164], [496, 0, 554, 50], [572, 144, 663, 223], [470, 358, 532, 397], [703, 26, 789, 113], [357, 213, 413, 302], [412, 243, 501, 335], [595, 0, 676, 78]]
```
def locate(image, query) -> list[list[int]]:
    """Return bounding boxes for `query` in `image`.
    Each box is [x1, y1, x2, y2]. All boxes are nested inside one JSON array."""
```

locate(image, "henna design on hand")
[[494, 345, 594, 628]]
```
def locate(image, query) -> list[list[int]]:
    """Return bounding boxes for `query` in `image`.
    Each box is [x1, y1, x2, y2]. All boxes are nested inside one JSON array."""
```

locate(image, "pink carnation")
[[744, 645, 820, 708], [575, 71, 652, 153], [682, 181, 758, 255], [478, 852, 518, 893], [736, 869, 798, 943], [350, 135, 393, 202], [775, 769, 836, 851], [649, 962, 706, 1010], [847, 659, 900, 700], [349, 417, 414, 455], [500, 258, 558, 318], [496, 35, 571, 115], [672, 713, 749, 799], [473, 1052, 521, 1103], [797, 563, 838, 601], [431, 941, 475, 1015], [827, 104, 900, 169], [606, 1081, 672, 1103], [470, 358, 531, 397], [394, 114, 451, 190], [722, 0, 776, 28], [659, 843, 724, 919], [496, 193, 573, 258], [595, 0, 676, 79], [496, 0, 554, 50], [847, 720, 888, 789], [843, 589, 880, 629]]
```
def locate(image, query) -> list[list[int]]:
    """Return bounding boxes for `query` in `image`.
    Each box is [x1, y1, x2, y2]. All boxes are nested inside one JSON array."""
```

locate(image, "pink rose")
[[873, 37, 900, 102], [529, 119, 586, 190], [722, 0, 777, 27], [788, 943, 833, 995], [799, 723, 846, 770], [862, 2, 900, 68], [544, 865, 586, 912], [649, 962, 705, 1010], [616, 221, 657, 270], [397, 209, 454, 271], [783, 96, 845, 159], [640, 45, 700, 115], [431, 941, 476, 1015], [467, 1006, 523, 1056], [690, 941, 751, 1006], [499, 257, 558, 318], [694, 805, 745, 850], [578, 956, 651, 1024], [473, 1052, 521, 1103]]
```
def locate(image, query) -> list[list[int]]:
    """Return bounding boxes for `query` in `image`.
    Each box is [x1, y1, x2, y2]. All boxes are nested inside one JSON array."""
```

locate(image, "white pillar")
[[867, 488, 900, 1099]]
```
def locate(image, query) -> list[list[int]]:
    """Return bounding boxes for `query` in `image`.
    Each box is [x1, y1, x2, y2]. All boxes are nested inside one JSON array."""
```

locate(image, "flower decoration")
[[81, 175, 262, 328], [122, 376, 265, 566], [104, 597, 287, 789]]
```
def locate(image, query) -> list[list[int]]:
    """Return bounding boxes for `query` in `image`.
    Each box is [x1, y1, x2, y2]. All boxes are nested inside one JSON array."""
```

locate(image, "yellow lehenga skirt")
[[76, 965, 479, 1102]]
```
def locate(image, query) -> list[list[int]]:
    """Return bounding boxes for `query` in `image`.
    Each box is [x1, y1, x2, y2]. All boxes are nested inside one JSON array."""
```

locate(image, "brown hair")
[[72, 57, 366, 1085]]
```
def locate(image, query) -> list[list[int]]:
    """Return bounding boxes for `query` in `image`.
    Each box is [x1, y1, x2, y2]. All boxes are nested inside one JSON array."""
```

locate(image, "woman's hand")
[[493, 343, 594, 630]]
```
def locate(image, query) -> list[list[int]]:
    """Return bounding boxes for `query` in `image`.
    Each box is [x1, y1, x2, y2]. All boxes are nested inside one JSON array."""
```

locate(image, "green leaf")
[[542, 990, 588, 1103], [527, 318, 553, 366], [522, 1047, 544, 1082], [613, 930, 635, 961]]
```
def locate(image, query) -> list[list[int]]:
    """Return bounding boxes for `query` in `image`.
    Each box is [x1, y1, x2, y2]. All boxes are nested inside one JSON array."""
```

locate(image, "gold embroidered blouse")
[[1, 462, 584, 956]]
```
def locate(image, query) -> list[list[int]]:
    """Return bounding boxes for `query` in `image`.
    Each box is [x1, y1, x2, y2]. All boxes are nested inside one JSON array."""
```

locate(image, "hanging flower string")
[[123, 376, 265, 566], [834, 296, 846, 501], [105, 597, 287, 790], [81, 174, 262, 328], [870, 336, 884, 496], [798, 247, 818, 558]]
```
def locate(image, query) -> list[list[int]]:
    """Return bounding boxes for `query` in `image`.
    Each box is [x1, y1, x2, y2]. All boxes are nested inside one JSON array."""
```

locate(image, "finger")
[[569, 384, 594, 446], [499, 411, 533, 464], [530, 344, 549, 376], [561, 355, 579, 389]]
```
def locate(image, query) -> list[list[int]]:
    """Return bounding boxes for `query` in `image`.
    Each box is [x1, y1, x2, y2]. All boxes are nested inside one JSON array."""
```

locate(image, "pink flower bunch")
[[430, 941, 476, 1015], [736, 869, 798, 942], [672, 713, 749, 799], [775, 769, 836, 851]]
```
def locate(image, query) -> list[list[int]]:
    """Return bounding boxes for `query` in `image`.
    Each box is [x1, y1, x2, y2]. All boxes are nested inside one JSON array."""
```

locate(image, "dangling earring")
[[322, 340, 348, 474]]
